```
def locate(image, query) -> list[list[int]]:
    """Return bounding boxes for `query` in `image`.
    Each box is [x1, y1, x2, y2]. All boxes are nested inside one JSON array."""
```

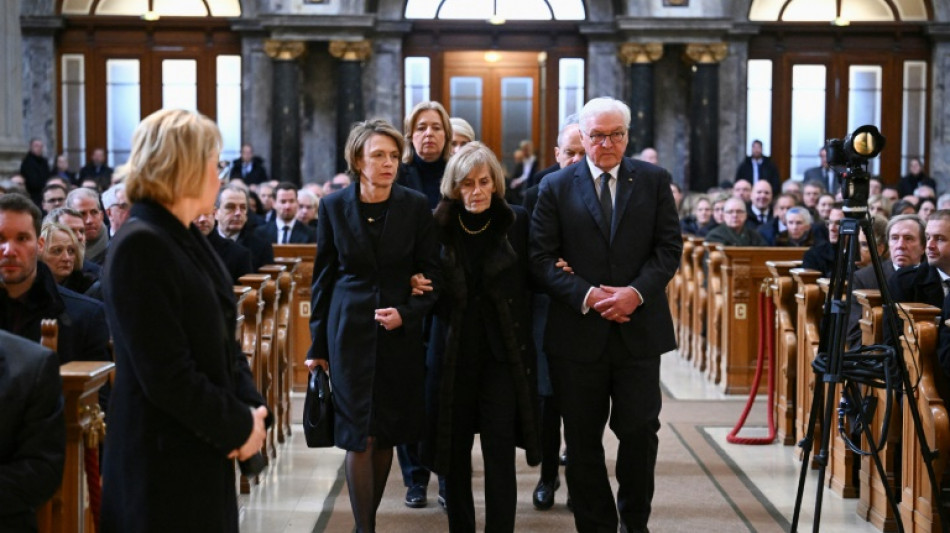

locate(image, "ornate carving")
[[683, 42, 728, 64], [263, 40, 307, 61], [618, 42, 663, 65], [328, 40, 373, 62]]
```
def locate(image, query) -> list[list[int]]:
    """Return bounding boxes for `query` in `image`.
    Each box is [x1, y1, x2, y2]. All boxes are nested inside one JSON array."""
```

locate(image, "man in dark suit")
[[0, 193, 111, 368], [847, 214, 924, 348], [0, 330, 65, 531], [254, 182, 316, 245], [508, 140, 539, 205], [745, 179, 774, 231], [19, 138, 50, 207], [195, 209, 252, 284], [735, 139, 780, 197], [78, 148, 114, 192], [530, 97, 682, 533], [229, 144, 269, 185], [804, 147, 838, 194], [215, 185, 274, 272], [888, 210, 950, 307]]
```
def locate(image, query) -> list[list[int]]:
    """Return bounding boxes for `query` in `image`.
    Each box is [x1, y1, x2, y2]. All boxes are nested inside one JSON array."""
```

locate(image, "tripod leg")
[[791, 370, 826, 532], [810, 379, 841, 533]]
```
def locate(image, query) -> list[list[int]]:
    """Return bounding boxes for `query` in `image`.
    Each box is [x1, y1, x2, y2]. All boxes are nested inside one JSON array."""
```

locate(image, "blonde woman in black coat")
[[101, 108, 269, 533], [307, 119, 441, 533], [424, 142, 541, 532]]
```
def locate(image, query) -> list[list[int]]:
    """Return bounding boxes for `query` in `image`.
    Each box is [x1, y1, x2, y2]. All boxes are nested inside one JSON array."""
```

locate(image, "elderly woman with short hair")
[[101, 108, 269, 533], [424, 142, 540, 533], [449, 117, 476, 154], [306, 118, 442, 533], [38, 222, 96, 294]]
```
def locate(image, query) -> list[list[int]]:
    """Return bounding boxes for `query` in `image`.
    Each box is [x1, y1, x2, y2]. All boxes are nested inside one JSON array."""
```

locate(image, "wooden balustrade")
[[898, 304, 949, 533], [766, 261, 802, 445], [273, 244, 316, 393], [716, 246, 808, 394]]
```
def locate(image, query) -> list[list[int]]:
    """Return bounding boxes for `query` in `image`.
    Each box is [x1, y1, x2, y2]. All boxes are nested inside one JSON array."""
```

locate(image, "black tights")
[[345, 437, 393, 533]]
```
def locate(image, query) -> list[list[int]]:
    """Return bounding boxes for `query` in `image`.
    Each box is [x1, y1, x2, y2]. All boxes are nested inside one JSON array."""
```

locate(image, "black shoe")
[[404, 483, 427, 508], [566, 493, 573, 512], [532, 478, 560, 510], [560, 452, 568, 466], [438, 491, 447, 510], [620, 526, 649, 533]]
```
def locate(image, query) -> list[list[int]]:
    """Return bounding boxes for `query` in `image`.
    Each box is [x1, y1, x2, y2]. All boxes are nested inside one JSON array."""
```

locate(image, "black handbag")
[[303, 366, 335, 448]]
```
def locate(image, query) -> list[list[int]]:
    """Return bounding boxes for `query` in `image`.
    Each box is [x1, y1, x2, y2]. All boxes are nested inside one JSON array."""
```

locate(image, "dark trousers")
[[445, 357, 517, 533], [539, 395, 562, 483], [551, 327, 662, 533], [396, 442, 430, 488]]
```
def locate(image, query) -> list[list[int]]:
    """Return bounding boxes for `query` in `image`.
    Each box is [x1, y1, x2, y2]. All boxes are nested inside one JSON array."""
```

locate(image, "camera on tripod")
[[825, 125, 886, 211]]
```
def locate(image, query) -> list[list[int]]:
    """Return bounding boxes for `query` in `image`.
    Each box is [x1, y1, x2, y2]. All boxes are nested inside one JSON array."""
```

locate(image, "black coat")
[[101, 200, 268, 533], [79, 163, 114, 191], [19, 152, 50, 206], [308, 183, 441, 450], [735, 156, 781, 196], [229, 156, 268, 185], [0, 261, 110, 367], [235, 224, 275, 272], [423, 199, 541, 475], [0, 331, 64, 532], [206, 228, 253, 284]]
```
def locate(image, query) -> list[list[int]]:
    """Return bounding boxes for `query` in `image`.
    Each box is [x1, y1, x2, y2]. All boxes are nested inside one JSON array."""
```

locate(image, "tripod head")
[[826, 124, 886, 215]]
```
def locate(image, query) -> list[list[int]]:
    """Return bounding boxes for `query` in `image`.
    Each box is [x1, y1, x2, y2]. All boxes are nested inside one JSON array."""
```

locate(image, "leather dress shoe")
[[620, 526, 649, 533], [532, 478, 560, 510], [404, 483, 427, 508], [560, 452, 568, 466]]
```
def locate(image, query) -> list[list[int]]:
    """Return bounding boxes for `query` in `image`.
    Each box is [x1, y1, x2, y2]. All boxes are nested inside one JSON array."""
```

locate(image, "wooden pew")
[[678, 237, 697, 362], [238, 274, 274, 462], [690, 239, 708, 372], [766, 260, 802, 445], [898, 303, 949, 533], [717, 246, 808, 394], [791, 268, 822, 461], [256, 272, 282, 458], [233, 286, 259, 494], [273, 244, 316, 393], [260, 264, 295, 444], [853, 289, 900, 530], [704, 244, 725, 384], [669, 236, 687, 347], [817, 278, 859, 500]]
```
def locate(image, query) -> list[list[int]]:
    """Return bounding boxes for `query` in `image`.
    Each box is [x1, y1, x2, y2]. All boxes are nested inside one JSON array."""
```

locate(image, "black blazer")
[[0, 331, 64, 531], [206, 228, 253, 284], [308, 183, 441, 450], [254, 218, 316, 245], [101, 200, 268, 533], [735, 156, 781, 196], [236, 225, 275, 272], [847, 260, 897, 348], [530, 157, 683, 361]]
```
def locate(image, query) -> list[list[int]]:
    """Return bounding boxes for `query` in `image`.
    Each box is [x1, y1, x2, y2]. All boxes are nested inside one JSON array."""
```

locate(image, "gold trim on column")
[[264, 40, 307, 61], [683, 43, 728, 64], [328, 40, 373, 62], [618, 43, 663, 65]]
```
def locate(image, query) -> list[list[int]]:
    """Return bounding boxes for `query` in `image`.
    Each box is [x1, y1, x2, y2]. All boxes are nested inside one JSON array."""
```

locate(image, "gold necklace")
[[458, 213, 491, 235]]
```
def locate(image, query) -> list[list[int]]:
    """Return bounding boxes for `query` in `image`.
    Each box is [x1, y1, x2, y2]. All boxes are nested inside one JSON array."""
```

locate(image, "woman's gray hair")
[[449, 117, 475, 142], [439, 142, 506, 200]]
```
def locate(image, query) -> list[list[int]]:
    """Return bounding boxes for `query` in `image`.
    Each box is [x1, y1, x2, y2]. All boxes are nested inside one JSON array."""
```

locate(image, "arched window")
[[405, 0, 584, 21], [61, 0, 240, 17], [749, 0, 928, 22]]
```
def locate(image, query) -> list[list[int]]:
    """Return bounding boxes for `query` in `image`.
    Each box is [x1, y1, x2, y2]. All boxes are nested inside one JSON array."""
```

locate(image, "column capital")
[[329, 40, 373, 61], [618, 42, 663, 65], [263, 40, 307, 61], [683, 42, 728, 64]]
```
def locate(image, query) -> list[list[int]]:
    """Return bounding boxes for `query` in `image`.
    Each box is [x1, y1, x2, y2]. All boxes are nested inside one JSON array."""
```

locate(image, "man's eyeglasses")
[[723, 209, 746, 215], [586, 131, 626, 146]]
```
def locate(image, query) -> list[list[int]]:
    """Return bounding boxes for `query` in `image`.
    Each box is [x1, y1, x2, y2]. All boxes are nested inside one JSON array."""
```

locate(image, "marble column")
[[930, 40, 950, 193], [684, 43, 727, 193], [0, 0, 25, 173], [264, 40, 306, 187], [619, 43, 663, 158], [329, 40, 371, 174]]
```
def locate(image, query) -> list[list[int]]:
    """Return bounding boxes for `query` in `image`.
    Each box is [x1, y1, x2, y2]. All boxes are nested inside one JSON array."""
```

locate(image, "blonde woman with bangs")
[[100, 108, 269, 533]]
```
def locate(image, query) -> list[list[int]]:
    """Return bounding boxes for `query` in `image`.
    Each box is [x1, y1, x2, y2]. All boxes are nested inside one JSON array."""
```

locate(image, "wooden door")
[[442, 51, 541, 173]]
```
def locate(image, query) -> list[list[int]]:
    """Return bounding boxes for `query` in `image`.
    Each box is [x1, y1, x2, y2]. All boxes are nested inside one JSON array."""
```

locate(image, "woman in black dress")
[[425, 142, 541, 532], [307, 119, 441, 533]]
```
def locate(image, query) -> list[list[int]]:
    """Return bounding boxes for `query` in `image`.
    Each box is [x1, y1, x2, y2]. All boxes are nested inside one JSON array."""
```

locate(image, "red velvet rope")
[[84, 446, 101, 531], [726, 289, 777, 445]]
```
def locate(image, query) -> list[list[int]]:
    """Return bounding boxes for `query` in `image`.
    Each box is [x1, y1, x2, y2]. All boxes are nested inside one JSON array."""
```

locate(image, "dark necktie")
[[599, 173, 612, 229], [281, 225, 290, 244], [943, 278, 950, 297]]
